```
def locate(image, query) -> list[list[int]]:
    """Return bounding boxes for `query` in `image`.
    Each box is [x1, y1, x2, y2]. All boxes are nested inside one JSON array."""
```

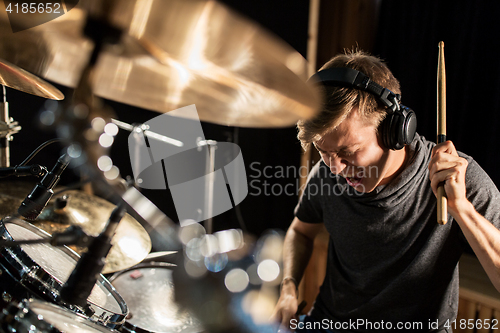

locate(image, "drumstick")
[[437, 41, 447, 225]]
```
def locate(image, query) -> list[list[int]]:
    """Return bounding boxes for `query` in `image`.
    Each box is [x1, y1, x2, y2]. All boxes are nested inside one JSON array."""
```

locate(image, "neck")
[[379, 146, 408, 186]]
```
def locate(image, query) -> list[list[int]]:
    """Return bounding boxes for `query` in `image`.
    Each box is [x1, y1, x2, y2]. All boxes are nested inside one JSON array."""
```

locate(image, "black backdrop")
[[374, 0, 500, 187]]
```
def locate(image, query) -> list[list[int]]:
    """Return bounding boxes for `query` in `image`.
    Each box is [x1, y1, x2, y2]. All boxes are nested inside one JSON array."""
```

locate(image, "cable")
[[18, 138, 63, 166]]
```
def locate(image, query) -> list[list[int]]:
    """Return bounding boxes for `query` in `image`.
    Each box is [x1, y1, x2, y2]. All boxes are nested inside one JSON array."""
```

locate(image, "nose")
[[327, 154, 347, 175]]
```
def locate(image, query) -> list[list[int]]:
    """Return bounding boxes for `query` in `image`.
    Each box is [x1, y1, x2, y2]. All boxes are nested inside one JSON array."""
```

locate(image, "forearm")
[[453, 200, 500, 292], [281, 227, 316, 297]]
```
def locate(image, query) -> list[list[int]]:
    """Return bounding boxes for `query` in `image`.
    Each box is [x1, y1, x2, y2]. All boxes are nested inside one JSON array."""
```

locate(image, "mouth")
[[345, 175, 363, 187]]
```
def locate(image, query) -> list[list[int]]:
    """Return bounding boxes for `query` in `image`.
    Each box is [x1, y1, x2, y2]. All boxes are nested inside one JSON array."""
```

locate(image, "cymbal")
[[0, 181, 151, 274], [0, 0, 320, 128], [0, 58, 64, 100]]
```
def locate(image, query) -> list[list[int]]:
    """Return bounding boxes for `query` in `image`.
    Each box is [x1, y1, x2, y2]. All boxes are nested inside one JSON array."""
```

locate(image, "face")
[[313, 109, 406, 193]]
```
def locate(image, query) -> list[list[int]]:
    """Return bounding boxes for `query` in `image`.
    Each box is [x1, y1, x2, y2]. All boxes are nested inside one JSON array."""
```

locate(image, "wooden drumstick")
[[437, 41, 447, 225]]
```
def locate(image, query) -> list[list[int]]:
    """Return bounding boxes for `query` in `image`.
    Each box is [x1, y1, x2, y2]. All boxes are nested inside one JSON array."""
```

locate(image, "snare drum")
[[0, 299, 117, 333], [0, 217, 128, 329], [109, 261, 203, 333]]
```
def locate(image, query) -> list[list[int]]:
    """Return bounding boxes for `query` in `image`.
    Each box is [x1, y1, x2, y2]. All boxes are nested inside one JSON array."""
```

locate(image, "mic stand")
[[111, 118, 184, 147], [0, 164, 47, 178], [198, 139, 217, 234], [60, 203, 126, 308]]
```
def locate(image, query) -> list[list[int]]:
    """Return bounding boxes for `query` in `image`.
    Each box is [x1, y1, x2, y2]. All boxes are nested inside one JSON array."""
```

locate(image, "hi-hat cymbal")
[[0, 58, 64, 100], [0, 181, 151, 274], [0, 0, 320, 128]]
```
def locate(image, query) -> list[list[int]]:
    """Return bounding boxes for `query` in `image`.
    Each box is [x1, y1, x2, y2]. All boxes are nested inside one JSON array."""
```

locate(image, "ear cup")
[[380, 106, 417, 150], [380, 112, 396, 149]]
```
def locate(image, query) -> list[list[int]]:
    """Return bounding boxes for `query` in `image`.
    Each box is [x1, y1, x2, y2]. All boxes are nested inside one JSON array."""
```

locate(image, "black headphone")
[[310, 67, 417, 150]]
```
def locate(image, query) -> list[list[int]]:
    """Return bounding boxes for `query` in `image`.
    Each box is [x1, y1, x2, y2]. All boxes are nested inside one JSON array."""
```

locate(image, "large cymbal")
[[0, 58, 64, 100], [0, 181, 151, 274], [0, 0, 320, 128]]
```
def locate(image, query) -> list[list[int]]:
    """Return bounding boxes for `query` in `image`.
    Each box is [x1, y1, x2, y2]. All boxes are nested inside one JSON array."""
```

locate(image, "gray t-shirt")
[[295, 133, 500, 331]]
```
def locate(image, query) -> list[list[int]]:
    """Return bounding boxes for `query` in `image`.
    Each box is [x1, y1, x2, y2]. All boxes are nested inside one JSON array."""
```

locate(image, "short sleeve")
[[464, 157, 500, 230], [294, 162, 325, 224]]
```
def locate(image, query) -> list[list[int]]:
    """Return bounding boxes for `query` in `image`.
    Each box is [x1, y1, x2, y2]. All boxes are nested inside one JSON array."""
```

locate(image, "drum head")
[[110, 262, 202, 333], [0, 217, 127, 328]]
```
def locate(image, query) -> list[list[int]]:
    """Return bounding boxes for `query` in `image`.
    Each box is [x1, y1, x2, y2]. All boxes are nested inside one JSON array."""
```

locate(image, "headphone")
[[310, 67, 417, 150]]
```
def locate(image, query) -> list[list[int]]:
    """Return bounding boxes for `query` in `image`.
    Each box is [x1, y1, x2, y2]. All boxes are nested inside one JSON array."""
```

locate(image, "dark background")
[[4, 0, 500, 239]]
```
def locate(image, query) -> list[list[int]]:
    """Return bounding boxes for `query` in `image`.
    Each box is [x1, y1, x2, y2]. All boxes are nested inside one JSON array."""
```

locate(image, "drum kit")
[[0, 1, 319, 332]]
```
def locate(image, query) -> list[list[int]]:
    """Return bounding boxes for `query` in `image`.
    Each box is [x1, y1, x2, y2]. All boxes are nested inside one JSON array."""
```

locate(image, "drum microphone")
[[17, 154, 71, 220], [60, 203, 126, 308]]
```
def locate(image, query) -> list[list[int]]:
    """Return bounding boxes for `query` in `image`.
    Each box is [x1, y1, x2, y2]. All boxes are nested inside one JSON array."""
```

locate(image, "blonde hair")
[[297, 50, 401, 150]]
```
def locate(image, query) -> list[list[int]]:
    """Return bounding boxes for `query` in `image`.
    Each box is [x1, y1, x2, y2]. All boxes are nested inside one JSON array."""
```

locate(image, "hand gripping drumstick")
[[437, 41, 447, 224]]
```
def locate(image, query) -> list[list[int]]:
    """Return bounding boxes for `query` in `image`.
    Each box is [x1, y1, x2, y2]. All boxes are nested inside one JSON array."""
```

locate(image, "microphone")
[[17, 154, 71, 220], [60, 203, 126, 307]]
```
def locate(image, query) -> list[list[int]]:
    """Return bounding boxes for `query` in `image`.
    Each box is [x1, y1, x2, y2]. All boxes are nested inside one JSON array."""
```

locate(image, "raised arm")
[[429, 140, 500, 292]]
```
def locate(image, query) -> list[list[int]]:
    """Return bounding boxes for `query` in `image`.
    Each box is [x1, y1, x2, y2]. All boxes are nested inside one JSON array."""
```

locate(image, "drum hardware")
[[197, 139, 217, 234], [111, 118, 184, 148], [1, 85, 21, 168], [0, 217, 128, 328], [0, 164, 47, 178], [1, 291, 12, 304]]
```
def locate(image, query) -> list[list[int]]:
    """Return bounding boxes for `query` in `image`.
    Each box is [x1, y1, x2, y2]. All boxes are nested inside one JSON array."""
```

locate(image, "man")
[[271, 50, 500, 332]]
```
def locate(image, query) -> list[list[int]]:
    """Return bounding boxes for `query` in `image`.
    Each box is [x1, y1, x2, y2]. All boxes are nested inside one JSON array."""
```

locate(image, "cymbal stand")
[[198, 139, 217, 234], [111, 118, 183, 147], [0, 85, 21, 167]]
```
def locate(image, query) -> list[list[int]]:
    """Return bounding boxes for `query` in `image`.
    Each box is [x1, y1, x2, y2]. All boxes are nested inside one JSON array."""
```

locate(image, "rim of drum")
[[13, 299, 119, 333], [0, 217, 128, 327], [109, 261, 206, 333], [110, 262, 176, 333], [108, 261, 176, 283]]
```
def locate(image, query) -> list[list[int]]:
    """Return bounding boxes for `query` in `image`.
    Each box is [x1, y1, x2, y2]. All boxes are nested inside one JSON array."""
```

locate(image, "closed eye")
[[340, 150, 356, 157]]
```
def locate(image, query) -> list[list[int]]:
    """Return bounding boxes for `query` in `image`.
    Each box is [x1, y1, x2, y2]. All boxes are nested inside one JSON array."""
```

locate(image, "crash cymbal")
[[0, 58, 64, 100], [37, 190, 152, 274], [0, 0, 319, 128], [0, 181, 151, 274]]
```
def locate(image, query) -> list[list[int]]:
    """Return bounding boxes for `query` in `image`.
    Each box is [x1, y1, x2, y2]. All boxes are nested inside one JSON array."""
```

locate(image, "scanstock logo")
[[3, 0, 79, 32], [128, 105, 248, 223]]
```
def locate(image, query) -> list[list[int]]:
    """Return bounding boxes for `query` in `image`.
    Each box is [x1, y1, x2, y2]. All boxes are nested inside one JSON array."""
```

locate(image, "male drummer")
[[271, 50, 500, 332]]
